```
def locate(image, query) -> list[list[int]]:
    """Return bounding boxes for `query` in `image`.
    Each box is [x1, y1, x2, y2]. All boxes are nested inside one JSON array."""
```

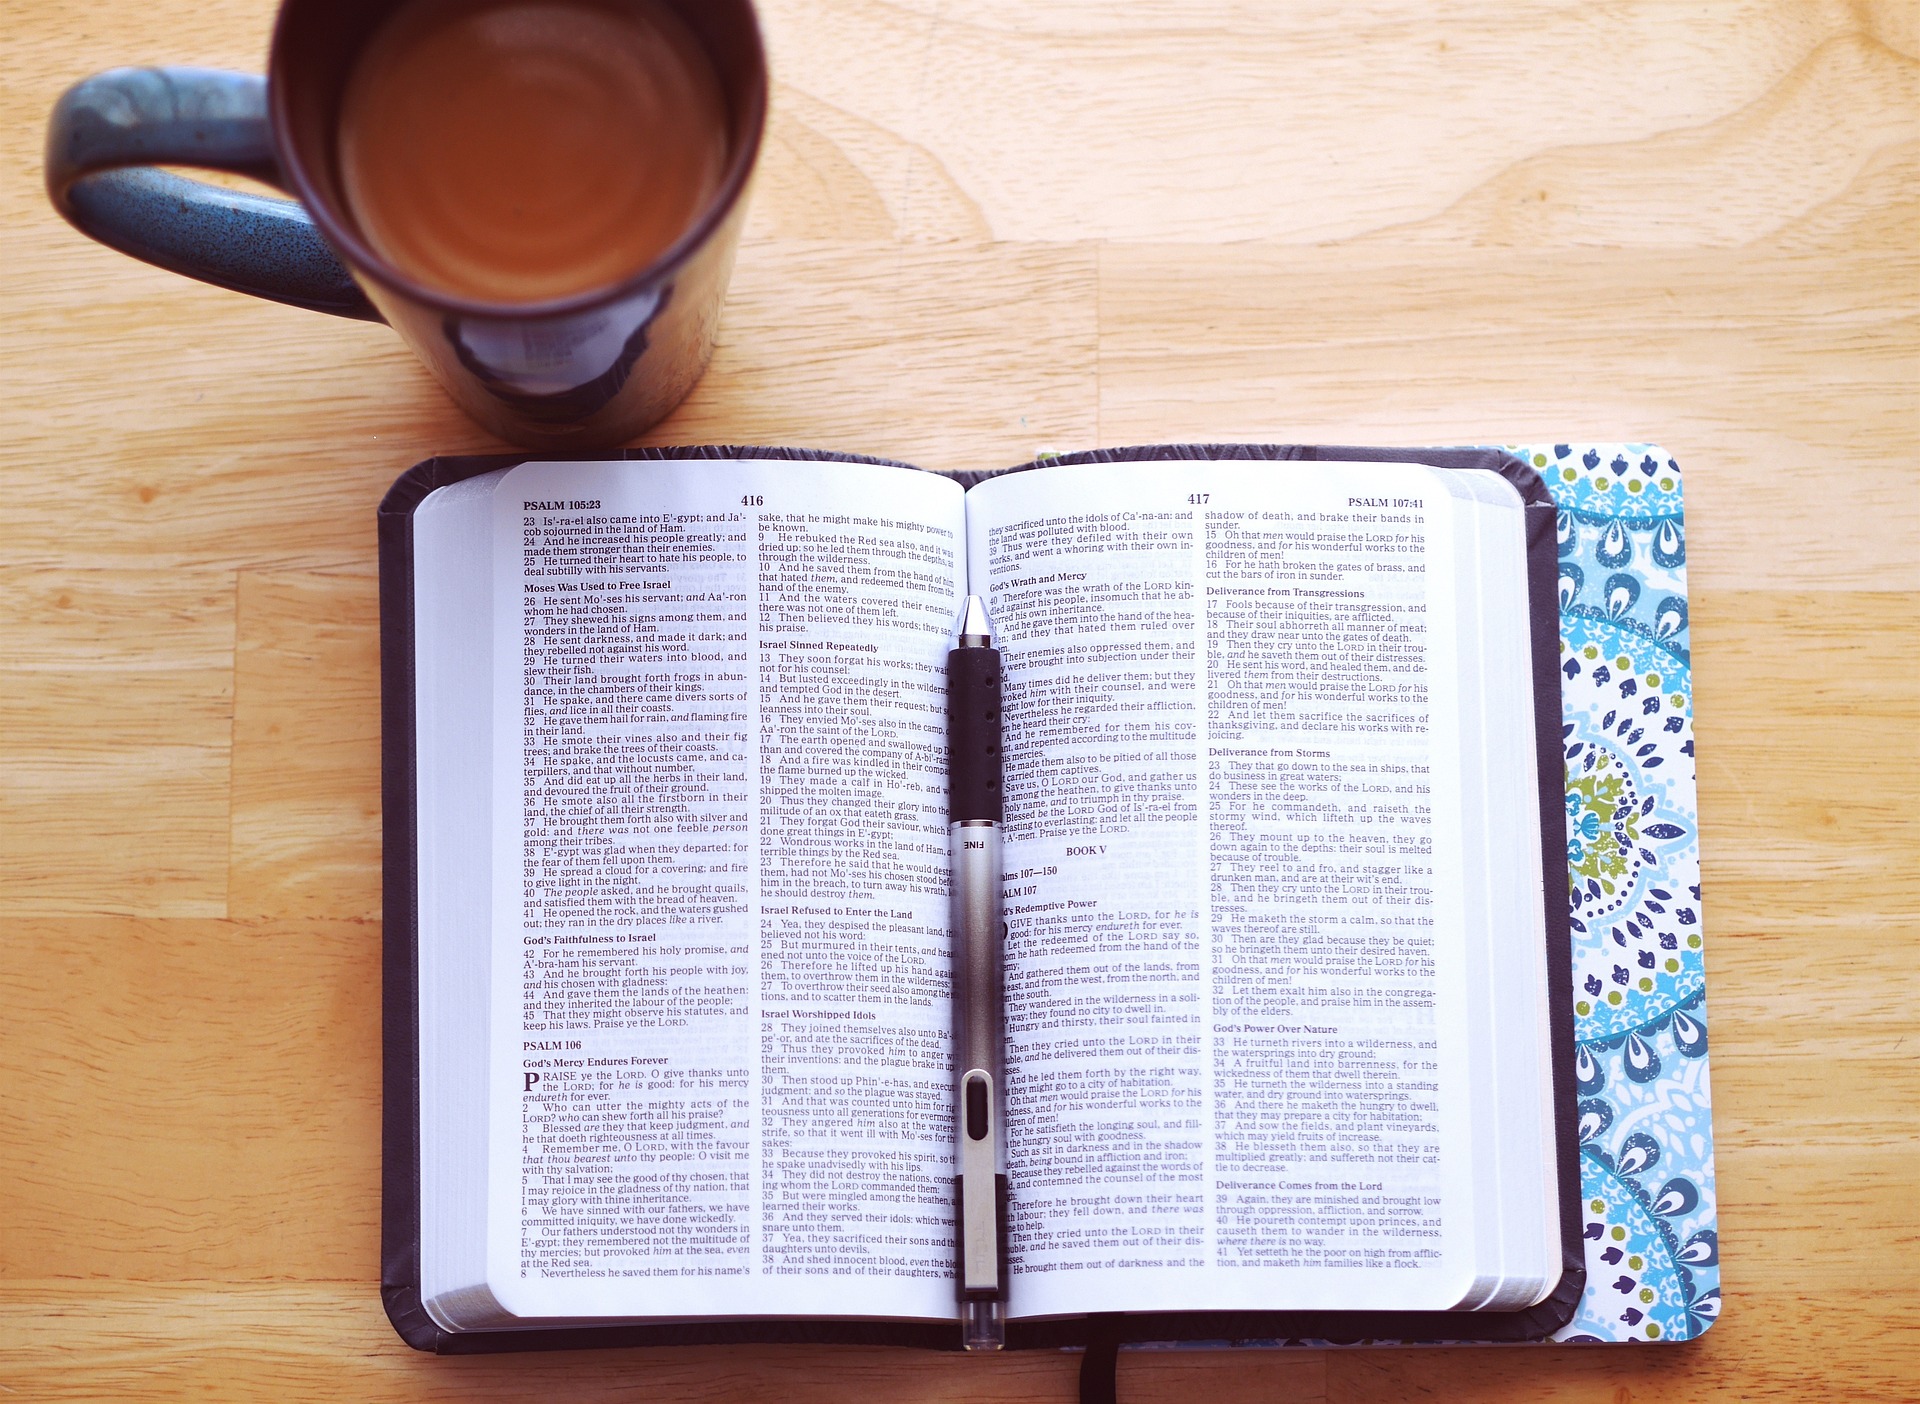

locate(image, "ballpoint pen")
[[948, 595, 1008, 1350]]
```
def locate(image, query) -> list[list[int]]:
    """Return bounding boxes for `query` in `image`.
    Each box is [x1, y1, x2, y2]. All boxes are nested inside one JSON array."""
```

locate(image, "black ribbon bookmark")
[[1077, 1315, 1125, 1404]]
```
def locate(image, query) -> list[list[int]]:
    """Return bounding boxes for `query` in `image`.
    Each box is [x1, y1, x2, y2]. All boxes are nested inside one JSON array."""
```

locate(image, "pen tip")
[[961, 1299, 1006, 1350], [954, 596, 994, 646]]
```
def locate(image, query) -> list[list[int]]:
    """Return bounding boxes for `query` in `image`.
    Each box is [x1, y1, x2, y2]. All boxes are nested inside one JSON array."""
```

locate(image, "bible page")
[[964, 459, 1483, 1319], [481, 458, 965, 1323]]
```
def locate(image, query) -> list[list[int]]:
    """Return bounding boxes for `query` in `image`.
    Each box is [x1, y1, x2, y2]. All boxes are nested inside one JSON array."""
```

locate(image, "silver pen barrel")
[[948, 596, 1006, 1349], [951, 819, 1003, 1283]]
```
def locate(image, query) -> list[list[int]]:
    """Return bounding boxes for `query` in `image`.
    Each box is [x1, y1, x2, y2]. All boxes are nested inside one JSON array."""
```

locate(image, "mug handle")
[[45, 66, 382, 322]]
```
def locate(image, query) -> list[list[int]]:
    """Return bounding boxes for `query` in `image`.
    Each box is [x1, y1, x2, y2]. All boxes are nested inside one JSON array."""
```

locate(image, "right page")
[[963, 457, 1555, 1321]]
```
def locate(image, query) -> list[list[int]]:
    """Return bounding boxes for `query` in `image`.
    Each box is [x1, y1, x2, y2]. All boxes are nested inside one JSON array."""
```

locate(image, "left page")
[[475, 458, 966, 1323]]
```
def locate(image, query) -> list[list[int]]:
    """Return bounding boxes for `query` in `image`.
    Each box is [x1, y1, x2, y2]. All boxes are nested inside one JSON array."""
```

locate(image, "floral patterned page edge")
[[1129, 442, 1718, 1354], [1530, 442, 1717, 1343]]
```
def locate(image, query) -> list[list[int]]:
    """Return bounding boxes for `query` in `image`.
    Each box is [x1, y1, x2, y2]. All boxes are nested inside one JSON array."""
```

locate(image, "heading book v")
[[377, 442, 1717, 1354]]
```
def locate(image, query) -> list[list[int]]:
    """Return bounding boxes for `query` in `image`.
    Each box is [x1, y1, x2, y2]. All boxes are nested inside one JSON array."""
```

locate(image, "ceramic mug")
[[44, 0, 767, 448]]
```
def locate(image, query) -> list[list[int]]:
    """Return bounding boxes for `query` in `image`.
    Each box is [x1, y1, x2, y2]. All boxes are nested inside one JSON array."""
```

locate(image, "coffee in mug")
[[338, 0, 731, 304]]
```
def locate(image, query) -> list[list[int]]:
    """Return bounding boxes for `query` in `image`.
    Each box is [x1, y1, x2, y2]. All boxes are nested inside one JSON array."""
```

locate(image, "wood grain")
[[0, 1282, 1327, 1402], [1, 918, 381, 1280], [2, 0, 1917, 1398], [230, 568, 384, 921], [1, 568, 235, 915]]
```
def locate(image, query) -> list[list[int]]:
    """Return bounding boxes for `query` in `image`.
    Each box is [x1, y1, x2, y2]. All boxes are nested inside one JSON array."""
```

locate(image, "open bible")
[[380, 444, 1581, 1352]]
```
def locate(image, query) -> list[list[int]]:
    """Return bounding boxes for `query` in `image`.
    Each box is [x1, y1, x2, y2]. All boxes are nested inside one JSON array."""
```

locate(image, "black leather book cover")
[[376, 444, 1581, 1354]]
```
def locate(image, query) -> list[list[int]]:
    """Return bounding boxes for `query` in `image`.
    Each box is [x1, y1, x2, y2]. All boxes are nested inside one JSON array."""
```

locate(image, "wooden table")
[[5, 1, 1917, 1399]]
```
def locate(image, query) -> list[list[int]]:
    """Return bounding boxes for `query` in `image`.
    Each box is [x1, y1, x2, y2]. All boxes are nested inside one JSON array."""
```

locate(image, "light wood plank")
[[1694, 593, 1919, 914], [746, 79, 992, 243], [9, 4, 1917, 247], [0, 919, 381, 1280], [1328, 1288, 1920, 1402], [229, 569, 383, 921], [753, 0, 1920, 245], [5, 1277, 1919, 1402], [0, 569, 234, 916], [1368, 25, 1920, 250], [666, 241, 1099, 471], [0, 1282, 1326, 1403], [0, 672, 233, 915]]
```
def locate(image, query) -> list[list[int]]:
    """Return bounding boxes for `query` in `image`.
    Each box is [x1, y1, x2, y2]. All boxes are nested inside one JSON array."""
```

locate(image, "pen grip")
[[947, 646, 1002, 823]]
